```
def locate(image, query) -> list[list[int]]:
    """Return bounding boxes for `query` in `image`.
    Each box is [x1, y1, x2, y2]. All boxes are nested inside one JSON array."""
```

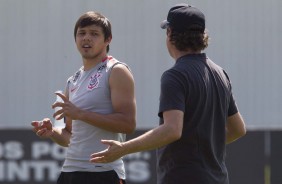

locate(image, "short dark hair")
[[74, 11, 112, 52], [169, 25, 209, 52]]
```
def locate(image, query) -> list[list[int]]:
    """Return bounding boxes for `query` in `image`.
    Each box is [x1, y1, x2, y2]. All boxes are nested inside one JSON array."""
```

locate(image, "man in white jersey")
[[31, 11, 136, 184]]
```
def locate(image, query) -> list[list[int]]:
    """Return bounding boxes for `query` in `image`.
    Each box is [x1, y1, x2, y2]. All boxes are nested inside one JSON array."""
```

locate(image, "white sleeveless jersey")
[[62, 56, 127, 179]]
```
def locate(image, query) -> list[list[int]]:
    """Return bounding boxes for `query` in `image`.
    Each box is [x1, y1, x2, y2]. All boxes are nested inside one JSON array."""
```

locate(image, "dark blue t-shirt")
[[157, 53, 238, 184]]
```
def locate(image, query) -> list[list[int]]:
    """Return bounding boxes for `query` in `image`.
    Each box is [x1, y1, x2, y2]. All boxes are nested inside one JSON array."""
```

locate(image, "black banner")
[[1, 129, 281, 184], [0, 129, 156, 184]]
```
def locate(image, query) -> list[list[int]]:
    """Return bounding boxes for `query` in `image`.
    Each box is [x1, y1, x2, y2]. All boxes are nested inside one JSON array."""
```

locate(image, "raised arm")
[[53, 64, 136, 134], [32, 90, 72, 147], [31, 117, 72, 147]]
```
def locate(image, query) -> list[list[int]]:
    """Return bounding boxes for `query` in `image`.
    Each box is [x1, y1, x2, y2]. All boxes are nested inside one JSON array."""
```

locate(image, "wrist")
[[76, 109, 85, 120], [121, 142, 131, 155], [50, 128, 57, 138]]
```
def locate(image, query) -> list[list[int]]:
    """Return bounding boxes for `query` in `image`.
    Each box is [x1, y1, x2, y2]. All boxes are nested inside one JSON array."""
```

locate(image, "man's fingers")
[[100, 139, 115, 146], [90, 156, 105, 163], [55, 92, 68, 102], [31, 121, 43, 132], [89, 140, 118, 163], [31, 121, 42, 127], [90, 141, 111, 159], [55, 114, 64, 121], [90, 150, 108, 163], [36, 128, 47, 136], [31, 121, 38, 127], [32, 119, 52, 132], [90, 150, 107, 158], [52, 101, 65, 109], [42, 118, 51, 123], [53, 108, 64, 119]]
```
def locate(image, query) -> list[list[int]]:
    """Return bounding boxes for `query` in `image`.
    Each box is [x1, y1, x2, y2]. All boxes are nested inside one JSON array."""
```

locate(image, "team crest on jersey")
[[87, 73, 102, 90]]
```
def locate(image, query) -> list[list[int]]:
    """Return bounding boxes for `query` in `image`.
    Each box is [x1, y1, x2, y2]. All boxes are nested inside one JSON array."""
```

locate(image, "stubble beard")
[[82, 50, 103, 61]]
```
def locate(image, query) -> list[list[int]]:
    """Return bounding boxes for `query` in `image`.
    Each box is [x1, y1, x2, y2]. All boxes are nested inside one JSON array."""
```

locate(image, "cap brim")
[[160, 20, 169, 29]]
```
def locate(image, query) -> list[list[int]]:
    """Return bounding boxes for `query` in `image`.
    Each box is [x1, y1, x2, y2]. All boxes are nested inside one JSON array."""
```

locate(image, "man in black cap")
[[90, 3, 246, 184]]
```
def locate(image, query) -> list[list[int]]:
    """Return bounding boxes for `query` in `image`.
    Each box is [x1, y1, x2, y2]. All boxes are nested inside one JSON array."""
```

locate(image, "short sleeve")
[[158, 70, 186, 118], [222, 70, 239, 116], [228, 93, 238, 116]]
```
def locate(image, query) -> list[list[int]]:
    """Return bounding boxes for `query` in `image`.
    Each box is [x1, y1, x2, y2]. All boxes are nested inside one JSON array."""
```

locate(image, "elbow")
[[226, 126, 247, 144], [168, 126, 182, 142], [226, 113, 246, 141], [235, 122, 247, 139], [168, 131, 181, 143], [172, 126, 182, 140], [124, 118, 136, 134], [165, 120, 183, 142], [125, 125, 135, 134], [171, 133, 181, 142], [239, 126, 247, 138], [233, 127, 247, 140]]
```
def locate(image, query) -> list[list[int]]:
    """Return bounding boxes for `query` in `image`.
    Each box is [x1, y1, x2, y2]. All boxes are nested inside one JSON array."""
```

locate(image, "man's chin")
[[82, 54, 96, 60]]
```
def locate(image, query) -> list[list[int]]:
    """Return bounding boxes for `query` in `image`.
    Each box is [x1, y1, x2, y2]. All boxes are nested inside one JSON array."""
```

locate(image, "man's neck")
[[173, 49, 201, 61], [82, 54, 108, 71]]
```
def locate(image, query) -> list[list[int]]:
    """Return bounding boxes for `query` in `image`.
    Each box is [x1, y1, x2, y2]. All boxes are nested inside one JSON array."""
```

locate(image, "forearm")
[[225, 112, 246, 144], [78, 110, 136, 134], [90, 111, 182, 164], [122, 124, 180, 155], [50, 127, 71, 147], [225, 129, 246, 144], [121, 110, 183, 154], [226, 129, 238, 144]]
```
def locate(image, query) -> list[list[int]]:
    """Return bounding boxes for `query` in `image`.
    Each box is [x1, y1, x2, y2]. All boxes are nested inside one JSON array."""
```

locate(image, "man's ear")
[[105, 36, 112, 45], [166, 27, 171, 36]]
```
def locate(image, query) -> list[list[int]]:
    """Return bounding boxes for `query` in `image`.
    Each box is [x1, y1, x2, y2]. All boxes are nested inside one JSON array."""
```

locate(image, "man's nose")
[[83, 34, 91, 41]]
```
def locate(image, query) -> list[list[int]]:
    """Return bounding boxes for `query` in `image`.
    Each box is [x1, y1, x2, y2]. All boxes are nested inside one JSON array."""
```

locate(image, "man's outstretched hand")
[[90, 140, 126, 163]]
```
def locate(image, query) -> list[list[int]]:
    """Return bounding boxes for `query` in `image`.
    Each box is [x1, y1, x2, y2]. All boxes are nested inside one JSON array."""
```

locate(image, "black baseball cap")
[[160, 4, 205, 32]]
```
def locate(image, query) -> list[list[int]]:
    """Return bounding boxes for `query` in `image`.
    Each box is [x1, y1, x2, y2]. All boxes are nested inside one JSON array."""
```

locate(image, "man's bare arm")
[[226, 112, 246, 144]]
